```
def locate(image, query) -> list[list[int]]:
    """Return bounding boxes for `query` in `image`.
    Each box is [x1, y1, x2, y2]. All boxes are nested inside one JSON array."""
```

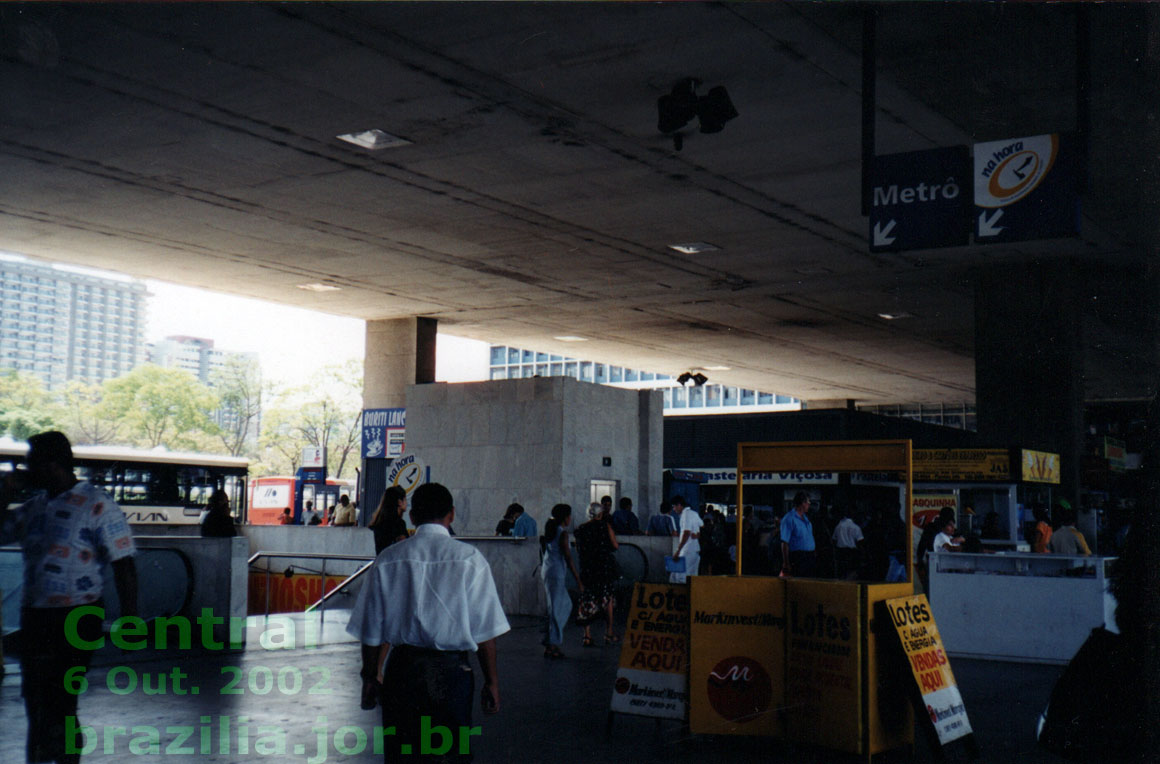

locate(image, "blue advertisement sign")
[[870, 146, 971, 252], [362, 407, 405, 459], [973, 133, 1079, 243]]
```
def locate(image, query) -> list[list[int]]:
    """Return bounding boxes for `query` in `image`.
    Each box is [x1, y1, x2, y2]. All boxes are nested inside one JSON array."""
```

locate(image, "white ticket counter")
[[928, 552, 1116, 664]]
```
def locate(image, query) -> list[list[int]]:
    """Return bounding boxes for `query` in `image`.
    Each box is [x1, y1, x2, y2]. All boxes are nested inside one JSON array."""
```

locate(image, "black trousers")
[[789, 550, 817, 578], [381, 645, 474, 763], [19, 605, 103, 764]]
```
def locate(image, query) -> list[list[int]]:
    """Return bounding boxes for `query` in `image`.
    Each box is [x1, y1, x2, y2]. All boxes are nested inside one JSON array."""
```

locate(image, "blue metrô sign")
[[869, 146, 971, 252], [973, 133, 1080, 243]]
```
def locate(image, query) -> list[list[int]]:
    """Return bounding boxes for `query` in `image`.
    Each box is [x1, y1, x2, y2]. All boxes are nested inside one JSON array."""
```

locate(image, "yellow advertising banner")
[[1021, 449, 1061, 484], [784, 580, 862, 753], [913, 449, 1010, 481], [610, 583, 689, 720], [885, 594, 972, 745], [688, 577, 785, 736], [248, 573, 345, 615]]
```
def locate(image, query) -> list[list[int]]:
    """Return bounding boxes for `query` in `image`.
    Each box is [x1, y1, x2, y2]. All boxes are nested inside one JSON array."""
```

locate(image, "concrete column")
[[974, 260, 1084, 506], [363, 317, 437, 410]]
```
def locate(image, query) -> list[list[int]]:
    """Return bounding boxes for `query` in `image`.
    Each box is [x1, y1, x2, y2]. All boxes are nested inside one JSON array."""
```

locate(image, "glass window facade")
[[486, 345, 801, 415]]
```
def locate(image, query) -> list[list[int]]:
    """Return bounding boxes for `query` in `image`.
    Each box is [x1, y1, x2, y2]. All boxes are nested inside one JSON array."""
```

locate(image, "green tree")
[[253, 361, 362, 479], [0, 368, 61, 440], [211, 355, 262, 457], [102, 365, 219, 449], [58, 380, 122, 445]]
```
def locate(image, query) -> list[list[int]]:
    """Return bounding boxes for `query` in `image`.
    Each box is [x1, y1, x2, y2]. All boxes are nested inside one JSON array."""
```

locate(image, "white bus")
[[0, 438, 248, 525]]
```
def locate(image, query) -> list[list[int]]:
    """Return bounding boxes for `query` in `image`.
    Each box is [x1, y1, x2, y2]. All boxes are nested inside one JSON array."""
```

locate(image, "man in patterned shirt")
[[0, 431, 138, 764]]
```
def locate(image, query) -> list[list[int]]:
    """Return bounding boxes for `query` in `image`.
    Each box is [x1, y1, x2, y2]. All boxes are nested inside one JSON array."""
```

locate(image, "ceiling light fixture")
[[702, 365, 731, 371], [877, 311, 914, 320], [296, 282, 343, 292], [336, 129, 411, 150], [553, 335, 588, 342], [668, 242, 719, 255]]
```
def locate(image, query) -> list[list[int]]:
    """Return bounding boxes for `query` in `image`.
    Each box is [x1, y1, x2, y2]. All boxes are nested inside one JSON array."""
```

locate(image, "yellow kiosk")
[[687, 440, 916, 760]]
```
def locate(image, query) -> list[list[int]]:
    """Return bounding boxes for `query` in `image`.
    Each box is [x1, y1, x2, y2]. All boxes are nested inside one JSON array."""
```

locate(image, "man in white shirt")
[[347, 482, 510, 762], [831, 509, 864, 579], [670, 496, 703, 583]]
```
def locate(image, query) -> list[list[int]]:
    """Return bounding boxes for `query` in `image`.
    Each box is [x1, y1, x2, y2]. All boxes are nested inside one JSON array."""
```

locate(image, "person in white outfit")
[[670, 496, 703, 583]]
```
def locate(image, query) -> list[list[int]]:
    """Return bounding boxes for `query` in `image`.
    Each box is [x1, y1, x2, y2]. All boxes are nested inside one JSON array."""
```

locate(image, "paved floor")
[[1, 611, 1067, 763]]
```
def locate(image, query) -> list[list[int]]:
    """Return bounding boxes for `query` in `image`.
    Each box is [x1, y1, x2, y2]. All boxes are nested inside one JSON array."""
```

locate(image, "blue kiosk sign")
[[869, 146, 970, 252], [973, 133, 1079, 243], [362, 407, 406, 459]]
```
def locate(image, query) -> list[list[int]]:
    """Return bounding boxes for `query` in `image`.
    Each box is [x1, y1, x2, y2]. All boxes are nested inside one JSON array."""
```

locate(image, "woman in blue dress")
[[541, 504, 583, 658]]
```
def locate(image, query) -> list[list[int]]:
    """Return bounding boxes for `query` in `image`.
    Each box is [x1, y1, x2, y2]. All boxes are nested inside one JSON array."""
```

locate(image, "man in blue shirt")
[[611, 496, 641, 535], [647, 500, 678, 537], [511, 503, 537, 538], [780, 491, 816, 577]]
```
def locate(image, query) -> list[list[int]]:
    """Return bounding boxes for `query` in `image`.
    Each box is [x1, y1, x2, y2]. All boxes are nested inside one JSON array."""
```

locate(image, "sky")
[[142, 280, 491, 388]]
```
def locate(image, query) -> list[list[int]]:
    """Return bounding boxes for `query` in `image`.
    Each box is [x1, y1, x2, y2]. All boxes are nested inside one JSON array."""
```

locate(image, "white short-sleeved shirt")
[[0, 481, 136, 608], [932, 531, 955, 554], [832, 517, 864, 549], [678, 509, 704, 554], [346, 523, 510, 651]]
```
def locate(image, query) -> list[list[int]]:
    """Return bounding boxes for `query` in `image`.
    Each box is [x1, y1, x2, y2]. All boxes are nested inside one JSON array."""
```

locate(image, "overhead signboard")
[[885, 595, 973, 747], [362, 407, 406, 459], [913, 449, 1010, 482], [869, 146, 970, 252], [691, 468, 838, 486], [609, 584, 689, 721], [1021, 449, 1061, 484], [973, 133, 1079, 243]]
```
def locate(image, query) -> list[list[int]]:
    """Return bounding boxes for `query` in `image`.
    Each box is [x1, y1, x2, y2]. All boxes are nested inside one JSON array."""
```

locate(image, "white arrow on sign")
[[978, 209, 1005, 238], [873, 219, 897, 247]]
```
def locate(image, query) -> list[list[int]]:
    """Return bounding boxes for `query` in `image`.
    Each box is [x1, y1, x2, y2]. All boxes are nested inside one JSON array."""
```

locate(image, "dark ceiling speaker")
[[697, 86, 739, 134], [657, 77, 702, 134]]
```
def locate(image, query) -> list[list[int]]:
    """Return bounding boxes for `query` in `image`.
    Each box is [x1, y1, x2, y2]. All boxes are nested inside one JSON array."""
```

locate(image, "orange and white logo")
[[975, 134, 1058, 208]]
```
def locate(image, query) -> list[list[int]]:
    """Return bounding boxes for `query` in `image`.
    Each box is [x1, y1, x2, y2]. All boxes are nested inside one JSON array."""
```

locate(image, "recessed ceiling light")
[[702, 365, 731, 371], [668, 242, 719, 255], [336, 129, 411, 150], [297, 283, 343, 292], [554, 335, 588, 342], [877, 311, 914, 320]]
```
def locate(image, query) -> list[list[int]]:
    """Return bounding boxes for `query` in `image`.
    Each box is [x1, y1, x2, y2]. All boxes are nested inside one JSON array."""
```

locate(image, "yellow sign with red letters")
[[885, 594, 972, 745]]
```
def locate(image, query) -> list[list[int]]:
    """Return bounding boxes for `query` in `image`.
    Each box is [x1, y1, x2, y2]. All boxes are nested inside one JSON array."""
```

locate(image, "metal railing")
[[247, 551, 374, 618]]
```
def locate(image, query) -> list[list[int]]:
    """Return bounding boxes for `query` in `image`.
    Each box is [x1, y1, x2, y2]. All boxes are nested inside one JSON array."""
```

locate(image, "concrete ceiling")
[[1, 3, 1156, 405]]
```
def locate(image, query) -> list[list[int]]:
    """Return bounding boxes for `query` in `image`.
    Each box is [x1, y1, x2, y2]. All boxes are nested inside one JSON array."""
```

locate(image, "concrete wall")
[[127, 536, 250, 647], [120, 525, 677, 621], [405, 377, 663, 536]]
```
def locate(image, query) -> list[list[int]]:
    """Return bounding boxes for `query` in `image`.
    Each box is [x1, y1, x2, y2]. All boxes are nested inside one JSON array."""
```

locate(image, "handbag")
[[664, 555, 686, 574]]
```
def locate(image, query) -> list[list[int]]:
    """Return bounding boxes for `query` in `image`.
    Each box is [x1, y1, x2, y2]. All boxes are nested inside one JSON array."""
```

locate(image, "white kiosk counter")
[[928, 552, 1117, 664]]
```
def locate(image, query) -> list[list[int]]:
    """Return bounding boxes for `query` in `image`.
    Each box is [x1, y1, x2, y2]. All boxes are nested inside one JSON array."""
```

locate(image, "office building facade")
[[0, 255, 147, 390]]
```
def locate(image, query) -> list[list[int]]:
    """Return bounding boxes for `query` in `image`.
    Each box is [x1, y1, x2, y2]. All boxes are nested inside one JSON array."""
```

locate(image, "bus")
[[248, 474, 354, 525], [0, 438, 248, 525]]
